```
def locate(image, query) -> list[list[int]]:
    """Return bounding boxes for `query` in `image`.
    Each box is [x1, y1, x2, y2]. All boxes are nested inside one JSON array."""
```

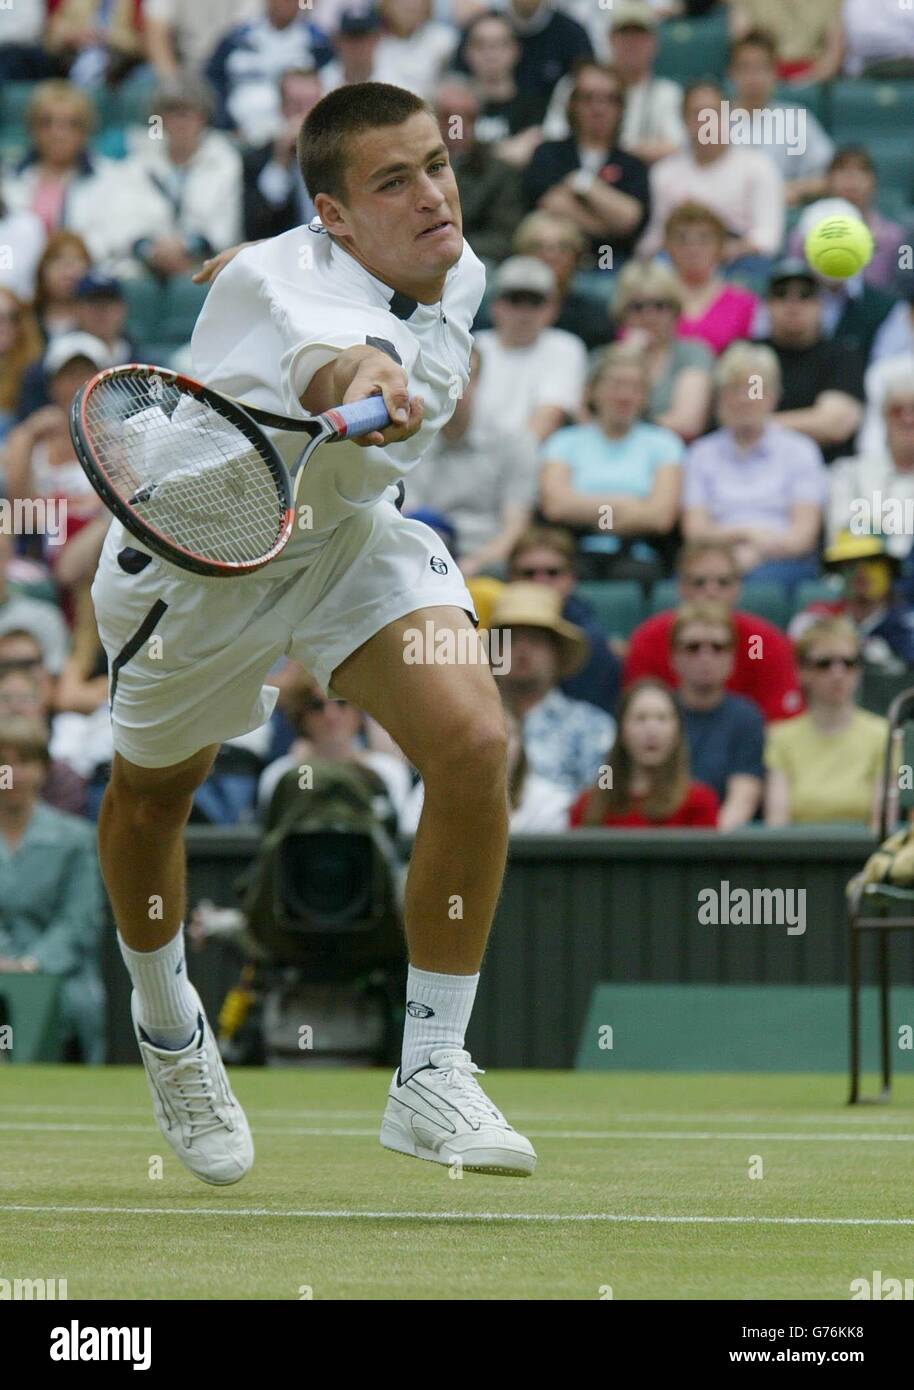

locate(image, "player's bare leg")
[[99, 745, 219, 948], [99, 745, 254, 1184], [331, 604, 536, 1174]]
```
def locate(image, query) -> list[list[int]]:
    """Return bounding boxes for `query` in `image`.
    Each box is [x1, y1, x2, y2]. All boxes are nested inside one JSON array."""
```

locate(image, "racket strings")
[[84, 374, 288, 566]]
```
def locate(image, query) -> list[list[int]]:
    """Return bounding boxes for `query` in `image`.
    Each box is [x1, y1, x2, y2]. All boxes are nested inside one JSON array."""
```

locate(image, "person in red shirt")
[[569, 677, 718, 828], [623, 537, 804, 722]]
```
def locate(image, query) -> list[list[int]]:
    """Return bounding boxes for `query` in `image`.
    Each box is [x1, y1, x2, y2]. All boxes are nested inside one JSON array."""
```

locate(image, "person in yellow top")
[[764, 615, 888, 827]]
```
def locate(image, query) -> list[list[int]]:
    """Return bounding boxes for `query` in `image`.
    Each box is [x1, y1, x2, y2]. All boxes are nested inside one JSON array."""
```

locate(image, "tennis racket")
[[69, 363, 391, 578]]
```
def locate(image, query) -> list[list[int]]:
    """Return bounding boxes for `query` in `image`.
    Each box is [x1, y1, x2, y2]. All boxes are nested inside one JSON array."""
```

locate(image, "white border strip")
[[1, 1204, 913, 1226]]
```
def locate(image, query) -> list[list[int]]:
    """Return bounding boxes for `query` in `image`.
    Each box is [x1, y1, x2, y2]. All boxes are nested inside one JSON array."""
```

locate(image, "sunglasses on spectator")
[[677, 639, 732, 654], [527, 239, 579, 255], [303, 697, 350, 712], [685, 574, 738, 588], [628, 299, 677, 313], [35, 114, 85, 129], [515, 564, 569, 579], [770, 283, 817, 301], [0, 658, 43, 674], [887, 401, 914, 418], [574, 90, 623, 104], [500, 290, 547, 307], [0, 309, 20, 323], [805, 655, 861, 671]]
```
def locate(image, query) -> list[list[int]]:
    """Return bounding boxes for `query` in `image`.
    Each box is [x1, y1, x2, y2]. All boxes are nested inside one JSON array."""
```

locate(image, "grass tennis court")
[[2, 1067, 912, 1301]]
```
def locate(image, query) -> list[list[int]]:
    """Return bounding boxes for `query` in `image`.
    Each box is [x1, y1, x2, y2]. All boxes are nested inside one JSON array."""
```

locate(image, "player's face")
[[326, 113, 463, 294]]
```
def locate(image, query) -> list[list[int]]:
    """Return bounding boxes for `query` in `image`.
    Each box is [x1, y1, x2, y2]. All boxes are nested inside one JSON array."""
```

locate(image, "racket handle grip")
[[324, 395, 391, 439]]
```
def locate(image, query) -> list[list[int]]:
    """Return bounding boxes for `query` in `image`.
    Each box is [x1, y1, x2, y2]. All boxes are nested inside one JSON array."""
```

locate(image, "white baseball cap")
[[44, 332, 111, 377]]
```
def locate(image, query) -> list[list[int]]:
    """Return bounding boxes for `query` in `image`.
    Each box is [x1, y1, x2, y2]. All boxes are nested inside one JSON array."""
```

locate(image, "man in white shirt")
[[474, 256, 588, 440], [404, 346, 540, 575], [91, 81, 536, 1187]]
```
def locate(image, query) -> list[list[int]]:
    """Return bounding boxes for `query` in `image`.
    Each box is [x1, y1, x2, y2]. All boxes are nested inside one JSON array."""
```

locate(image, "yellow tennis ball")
[[804, 215, 874, 280]]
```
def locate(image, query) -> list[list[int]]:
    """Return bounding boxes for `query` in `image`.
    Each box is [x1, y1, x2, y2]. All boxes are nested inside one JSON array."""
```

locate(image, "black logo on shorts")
[[407, 1001, 435, 1018], [430, 556, 448, 575]]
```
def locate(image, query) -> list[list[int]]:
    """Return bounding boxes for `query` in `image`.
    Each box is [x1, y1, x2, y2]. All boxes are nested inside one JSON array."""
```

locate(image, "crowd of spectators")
[[4, 2, 914, 1057]]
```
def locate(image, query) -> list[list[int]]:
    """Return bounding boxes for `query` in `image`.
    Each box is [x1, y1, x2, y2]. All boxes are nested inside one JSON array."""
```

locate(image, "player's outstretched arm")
[[302, 345, 424, 448]]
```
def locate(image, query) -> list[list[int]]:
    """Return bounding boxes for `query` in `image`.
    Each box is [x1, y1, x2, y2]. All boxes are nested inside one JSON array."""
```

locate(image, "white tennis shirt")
[[190, 217, 487, 573]]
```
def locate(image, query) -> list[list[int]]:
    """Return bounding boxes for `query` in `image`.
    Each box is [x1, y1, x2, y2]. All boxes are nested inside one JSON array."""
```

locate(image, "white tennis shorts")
[[91, 499, 476, 769]]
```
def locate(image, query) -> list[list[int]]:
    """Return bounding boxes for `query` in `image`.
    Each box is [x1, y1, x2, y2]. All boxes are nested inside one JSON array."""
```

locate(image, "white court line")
[[2, 1122, 914, 1142], [3, 1102, 912, 1125], [2, 1204, 913, 1227]]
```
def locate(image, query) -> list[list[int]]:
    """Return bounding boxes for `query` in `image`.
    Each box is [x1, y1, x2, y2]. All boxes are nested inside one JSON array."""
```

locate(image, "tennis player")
[[91, 83, 536, 1181]]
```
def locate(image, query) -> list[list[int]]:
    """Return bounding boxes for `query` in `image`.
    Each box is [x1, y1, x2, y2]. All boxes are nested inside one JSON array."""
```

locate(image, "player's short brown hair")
[[298, 82, 433, 206]]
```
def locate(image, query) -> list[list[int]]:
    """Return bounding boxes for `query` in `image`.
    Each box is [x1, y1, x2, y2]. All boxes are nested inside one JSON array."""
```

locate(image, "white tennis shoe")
[[131, 988, 253, 1185], [380, 1047, 536, 1176]]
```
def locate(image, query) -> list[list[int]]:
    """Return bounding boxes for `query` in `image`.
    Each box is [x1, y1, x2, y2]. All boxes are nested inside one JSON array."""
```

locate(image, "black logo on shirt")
[[366, 335, 402, 365], [430, 556, 448, 575]]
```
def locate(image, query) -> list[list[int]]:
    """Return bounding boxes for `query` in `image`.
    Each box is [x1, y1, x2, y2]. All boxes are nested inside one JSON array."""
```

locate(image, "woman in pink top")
[[664, 202, 759, 356]]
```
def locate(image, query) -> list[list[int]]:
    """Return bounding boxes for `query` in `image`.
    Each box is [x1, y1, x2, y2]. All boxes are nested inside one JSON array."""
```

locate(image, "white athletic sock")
[[400, 965, 480, 1081], [118, 929, 200, 1051]]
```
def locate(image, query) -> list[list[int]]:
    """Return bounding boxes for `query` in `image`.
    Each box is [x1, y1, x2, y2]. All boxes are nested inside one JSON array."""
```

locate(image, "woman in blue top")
[[538, 342, 683, 578]]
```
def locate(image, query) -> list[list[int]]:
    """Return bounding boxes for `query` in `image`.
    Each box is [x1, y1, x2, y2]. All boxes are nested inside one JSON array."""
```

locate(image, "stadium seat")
[[829, 82, 914, 208], [653, 13, 729, 84], [732, 582, 791, 628], [793, 577, 843, 614], [862, 134, 914, 210], [575, 580, 645, 638], [105, 78, 156, 131], [0, 81, 36, 159], [160, 277, 209, 346], [773, 83, 829, 128], [122, 275, 165, 349], [648, 578, 678, 615], [649, 578, 790, 627], [830, 79, 914, 140]]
